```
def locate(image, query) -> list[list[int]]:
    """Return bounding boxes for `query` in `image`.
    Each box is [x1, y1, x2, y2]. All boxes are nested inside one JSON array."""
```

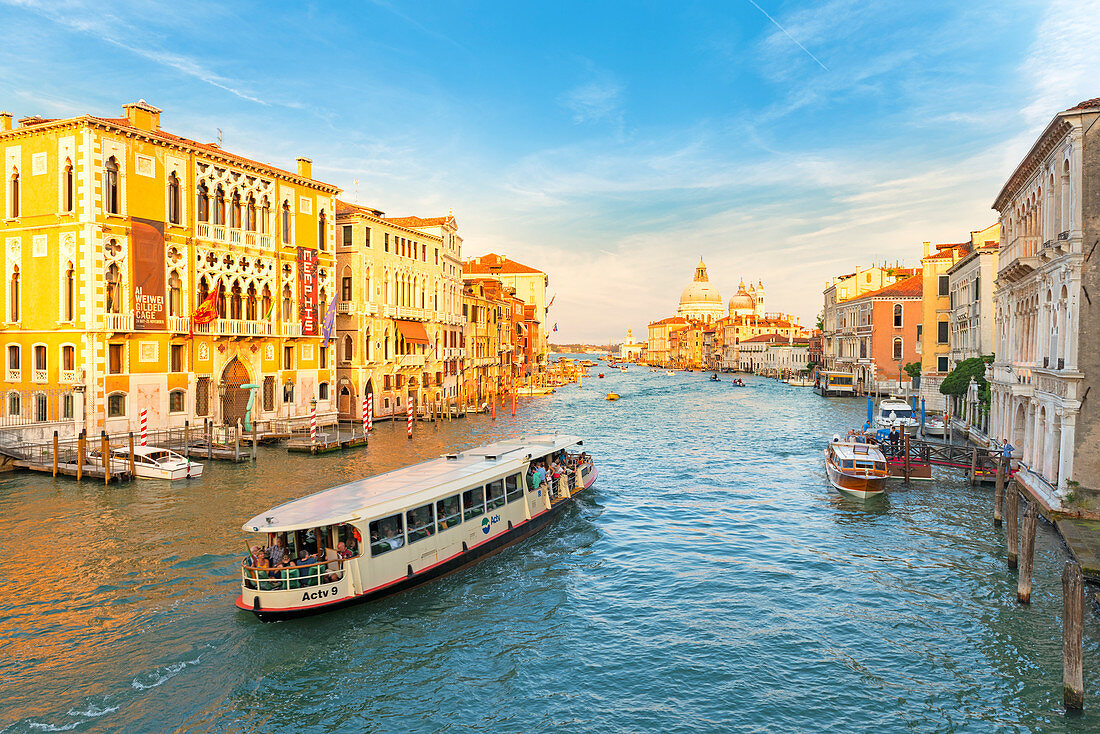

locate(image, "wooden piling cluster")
[[994, 464, 1086, 710]]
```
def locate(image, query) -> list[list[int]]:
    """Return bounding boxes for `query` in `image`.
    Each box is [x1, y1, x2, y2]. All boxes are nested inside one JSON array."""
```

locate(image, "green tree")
[[904, 362, 921, 379], [939, 357, 988, 397]]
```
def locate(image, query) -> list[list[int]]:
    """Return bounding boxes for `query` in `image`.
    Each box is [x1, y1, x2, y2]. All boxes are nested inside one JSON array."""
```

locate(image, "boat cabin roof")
[[110, 446, 181, 459], [241, 434, 583, 533], [831, 441, 886, 460]]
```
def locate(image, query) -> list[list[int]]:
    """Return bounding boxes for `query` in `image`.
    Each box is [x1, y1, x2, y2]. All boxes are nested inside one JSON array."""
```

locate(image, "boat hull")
[[237, 470, 598, 621], [825, 460, 885, 499]]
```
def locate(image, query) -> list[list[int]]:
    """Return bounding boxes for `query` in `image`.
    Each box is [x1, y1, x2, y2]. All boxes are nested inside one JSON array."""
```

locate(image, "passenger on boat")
[[527, 465, 539, 492], [336, 541, 354, 560], [256, 556, 278, 591], [384, 527, 404, 550], [268, 535, 287, 566], [277, 556, 299, 589]]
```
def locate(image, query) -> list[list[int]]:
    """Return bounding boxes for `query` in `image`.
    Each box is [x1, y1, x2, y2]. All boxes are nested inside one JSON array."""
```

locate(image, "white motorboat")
[[875, 397, 919, 435], [92, 446, 204, 480], [922, 414, 946, 438], [665, 370, 676, 376]]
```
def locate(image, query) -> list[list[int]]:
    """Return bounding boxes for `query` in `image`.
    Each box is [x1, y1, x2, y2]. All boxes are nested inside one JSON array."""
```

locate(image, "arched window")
[[9, 169, 19, 218], [384, 329, 390, 359], [318, 210, 326, 250], [197, 275, 210, 306], [61, 344, 75, 372], [892, 337, 903, 360], [246, 282, 257, 320], [168, 271, 182, 317], [64, 263, 74, 321], [214, 185, 225, 225], [104, 263, 120, 314], [281, 284, 292, 322], [34, 344, 46, 371], [63, 161, 74, 213], [230, 280, 242, 320], [247, 196, 256, 232], [197, 182, 209, 222], [167, 172, 181, 224], [104, 157, 119, 214], [343, 334, 353, 362], [341, 266, 352, 301], [106, 392, 126, 418], [281, 201, 291, 244], [7, 344, 19, 372], [260, 197, 269, 234], [230, 190, 241, 228], [261, 285, 272, 320], [217, 281, 227, 319], [893, 303, 902, 328]]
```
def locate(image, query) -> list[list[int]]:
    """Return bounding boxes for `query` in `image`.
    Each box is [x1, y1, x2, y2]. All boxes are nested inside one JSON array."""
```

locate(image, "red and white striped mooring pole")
[[362, 396, 370, 435], [310, 402, 317, 448], [139, 409, 148, 447], [407, 392, 414, 439]]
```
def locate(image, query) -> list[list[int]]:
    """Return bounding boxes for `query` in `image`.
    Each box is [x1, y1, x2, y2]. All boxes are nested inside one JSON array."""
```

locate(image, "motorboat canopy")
[[242, 434, 583, 534]]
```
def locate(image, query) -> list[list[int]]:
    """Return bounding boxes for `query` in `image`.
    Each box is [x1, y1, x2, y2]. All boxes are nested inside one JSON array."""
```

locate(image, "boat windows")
[[462, 486, 485, 521], [841, 460, 854, 469], [505, 473, 523, 502], [369, 513, 405, 556], [874, 462, 886, 471], [406, 504, 436, 543], [437, 495, 461, 530], [486, 479, 505, 510]]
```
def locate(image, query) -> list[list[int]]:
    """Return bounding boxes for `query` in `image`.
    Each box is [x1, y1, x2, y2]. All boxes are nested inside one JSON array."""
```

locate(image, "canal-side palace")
[[0, 102, 551, 439], [814, 96, 1100, 507]]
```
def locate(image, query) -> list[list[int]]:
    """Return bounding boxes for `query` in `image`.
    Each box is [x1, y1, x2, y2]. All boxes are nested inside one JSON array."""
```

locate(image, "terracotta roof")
[[463, 253, 544, 275], [336, 199, 385, 218], [84, 116, 339, 192], [385, 215, 455, 228], [1067, 98, 1100, 111], [741, 333, 790, 344], [649, 316, 688, 326], [843, 274, 923, 301]]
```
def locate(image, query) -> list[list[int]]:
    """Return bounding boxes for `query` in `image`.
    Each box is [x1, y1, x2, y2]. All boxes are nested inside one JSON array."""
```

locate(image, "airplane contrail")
[[745, 0, 829, 71]]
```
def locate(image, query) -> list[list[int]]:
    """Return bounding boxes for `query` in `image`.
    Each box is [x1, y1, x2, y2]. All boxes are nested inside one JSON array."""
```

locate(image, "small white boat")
[[923, 414, 946, 438], [825, 434, 888, 499], [93, 446, 204, 480], [875, 397, 919, 435], [665, 370, 676, 376]]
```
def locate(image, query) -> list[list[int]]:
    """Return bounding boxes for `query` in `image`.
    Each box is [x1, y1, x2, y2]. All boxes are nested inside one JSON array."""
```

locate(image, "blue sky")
[[2, 0, 1098, 342]]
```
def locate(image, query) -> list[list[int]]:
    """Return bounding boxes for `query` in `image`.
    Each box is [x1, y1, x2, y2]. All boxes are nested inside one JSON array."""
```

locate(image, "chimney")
[[0, 112, 10, 132], [122, 100, 161, 131], [922, 241, 930, 258], [296, 157, 312, 179]]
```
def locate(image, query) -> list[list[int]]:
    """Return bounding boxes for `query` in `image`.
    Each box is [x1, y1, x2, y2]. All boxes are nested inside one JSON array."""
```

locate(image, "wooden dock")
[[878, 435, 1014, 484]]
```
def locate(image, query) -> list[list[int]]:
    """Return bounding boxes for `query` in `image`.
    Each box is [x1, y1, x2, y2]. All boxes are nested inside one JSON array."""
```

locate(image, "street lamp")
[[218, 377, 228, 425]]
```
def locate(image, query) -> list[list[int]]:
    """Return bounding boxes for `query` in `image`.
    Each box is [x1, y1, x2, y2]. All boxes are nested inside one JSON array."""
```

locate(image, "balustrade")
[[102, 313, 134, 332], [32, 369, 47, 383]]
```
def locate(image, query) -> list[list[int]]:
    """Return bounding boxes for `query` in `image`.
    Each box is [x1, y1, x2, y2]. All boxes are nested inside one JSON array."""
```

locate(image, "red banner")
[[130, 217, 166, 330], [297, 247, 319, 336]]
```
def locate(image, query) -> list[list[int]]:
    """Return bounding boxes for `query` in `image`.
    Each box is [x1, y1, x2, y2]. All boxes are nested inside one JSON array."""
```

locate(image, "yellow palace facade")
[[0, 101, 339, 437]]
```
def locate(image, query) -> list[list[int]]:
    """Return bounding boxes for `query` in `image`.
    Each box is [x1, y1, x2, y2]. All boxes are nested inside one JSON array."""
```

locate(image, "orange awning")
[[395, 319, 430, 345]]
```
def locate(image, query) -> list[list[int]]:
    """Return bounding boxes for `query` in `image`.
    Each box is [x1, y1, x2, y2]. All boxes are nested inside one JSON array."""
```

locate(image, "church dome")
[[677, 258, 725, 321], [729, 279, 755, 312]]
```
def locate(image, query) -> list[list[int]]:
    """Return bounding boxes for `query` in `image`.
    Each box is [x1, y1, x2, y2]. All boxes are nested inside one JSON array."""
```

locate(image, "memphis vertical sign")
[[297, 246, 319, 336], [130, 217, 167, 330]]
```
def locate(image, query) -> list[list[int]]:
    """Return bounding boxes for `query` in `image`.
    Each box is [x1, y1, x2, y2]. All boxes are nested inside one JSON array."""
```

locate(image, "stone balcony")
[[196, 221, 273, 249], [998, 236, 1039, 283], [102, 313, 134, 332]]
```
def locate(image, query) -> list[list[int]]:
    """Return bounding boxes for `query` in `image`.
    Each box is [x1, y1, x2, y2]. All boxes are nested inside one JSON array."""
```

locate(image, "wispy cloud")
[[1019, 0, 1100, 127], [559, 71, 624, 125], [744, 0, 828, 70]]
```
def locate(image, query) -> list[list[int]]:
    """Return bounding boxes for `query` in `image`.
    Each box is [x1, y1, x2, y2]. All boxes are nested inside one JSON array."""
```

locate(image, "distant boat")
[[598, 373, 605, 378], [665, 370, 675, 376], [606, 393, 620, 401], [875, 397, 919, 435]]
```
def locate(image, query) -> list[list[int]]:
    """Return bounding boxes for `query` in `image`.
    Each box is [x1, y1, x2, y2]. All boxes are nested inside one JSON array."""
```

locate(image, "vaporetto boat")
[[236, 435, 597, 621]]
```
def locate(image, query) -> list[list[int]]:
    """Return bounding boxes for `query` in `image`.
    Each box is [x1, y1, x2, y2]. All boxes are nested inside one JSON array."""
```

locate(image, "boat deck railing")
[[242, 556, 355, 591]]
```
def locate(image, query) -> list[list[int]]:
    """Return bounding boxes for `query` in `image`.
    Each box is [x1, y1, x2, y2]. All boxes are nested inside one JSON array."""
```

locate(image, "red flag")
[[189, 281, 221, 338]]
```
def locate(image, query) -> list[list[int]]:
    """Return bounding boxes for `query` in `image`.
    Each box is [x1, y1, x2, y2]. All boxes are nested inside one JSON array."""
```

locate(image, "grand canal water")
[[2, 367, 1100, 732]]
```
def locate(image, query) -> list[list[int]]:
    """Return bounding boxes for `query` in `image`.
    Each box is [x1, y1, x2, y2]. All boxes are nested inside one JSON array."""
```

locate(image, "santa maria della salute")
[[641, 257, 811, 373]]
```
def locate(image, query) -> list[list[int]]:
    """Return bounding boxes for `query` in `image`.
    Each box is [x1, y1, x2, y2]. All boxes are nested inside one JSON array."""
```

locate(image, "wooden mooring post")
[[76, 432, 85, 482], [235, 419, 242, 462], [251, 415, 257, 461], [1063, 561, 1085, 710], [52, 430, 58, 477], [994, 457, 1004, 527], [128, 432, 136, 480], [184, 420, 190, 460], [1005, 484, 1019, 569], [903, 432, 911, 482], [1018, 501, 1037, 604], [101, 431, 110, 485], [969, 447, 978, 486], [206, 418, 213, 460]]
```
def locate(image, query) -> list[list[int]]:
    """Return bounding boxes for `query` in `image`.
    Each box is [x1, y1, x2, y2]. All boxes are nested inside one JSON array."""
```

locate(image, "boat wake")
[[131, 654, 203, 690]]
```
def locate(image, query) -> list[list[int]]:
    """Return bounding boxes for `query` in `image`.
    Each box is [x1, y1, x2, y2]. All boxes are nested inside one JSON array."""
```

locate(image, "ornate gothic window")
[[281, 201, 291, 244], [214, 185, 226, 225], [64, 263, 74, 321], [197, 182, 209, 222], [282, 283, 292, 322], [9, 266, 19, 321], [318, 209, 326, 250], [63, 161, 74, 213], [230, 190, 241, 229], [247, 195, 257, 232], [167, 172, 181, 224], [168, 271, 182, 317], [246, 282, 257, 320], [261, 285, 272, 320], [104, 157, 120, 214], [104, 263, 120, 314], [230, 280, 243, 320]]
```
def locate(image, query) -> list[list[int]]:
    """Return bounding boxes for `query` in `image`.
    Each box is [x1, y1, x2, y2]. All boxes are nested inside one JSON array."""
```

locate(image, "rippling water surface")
[[2, 366, 1100, 732]]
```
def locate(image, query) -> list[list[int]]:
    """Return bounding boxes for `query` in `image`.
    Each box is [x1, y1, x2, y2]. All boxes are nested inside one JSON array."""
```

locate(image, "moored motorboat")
[[824, 433, 888, 499], [875, 397, 919, 435], [90, 445, 204, 480], [922, 413, 946, 437], [236, 435, 597, 621]]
